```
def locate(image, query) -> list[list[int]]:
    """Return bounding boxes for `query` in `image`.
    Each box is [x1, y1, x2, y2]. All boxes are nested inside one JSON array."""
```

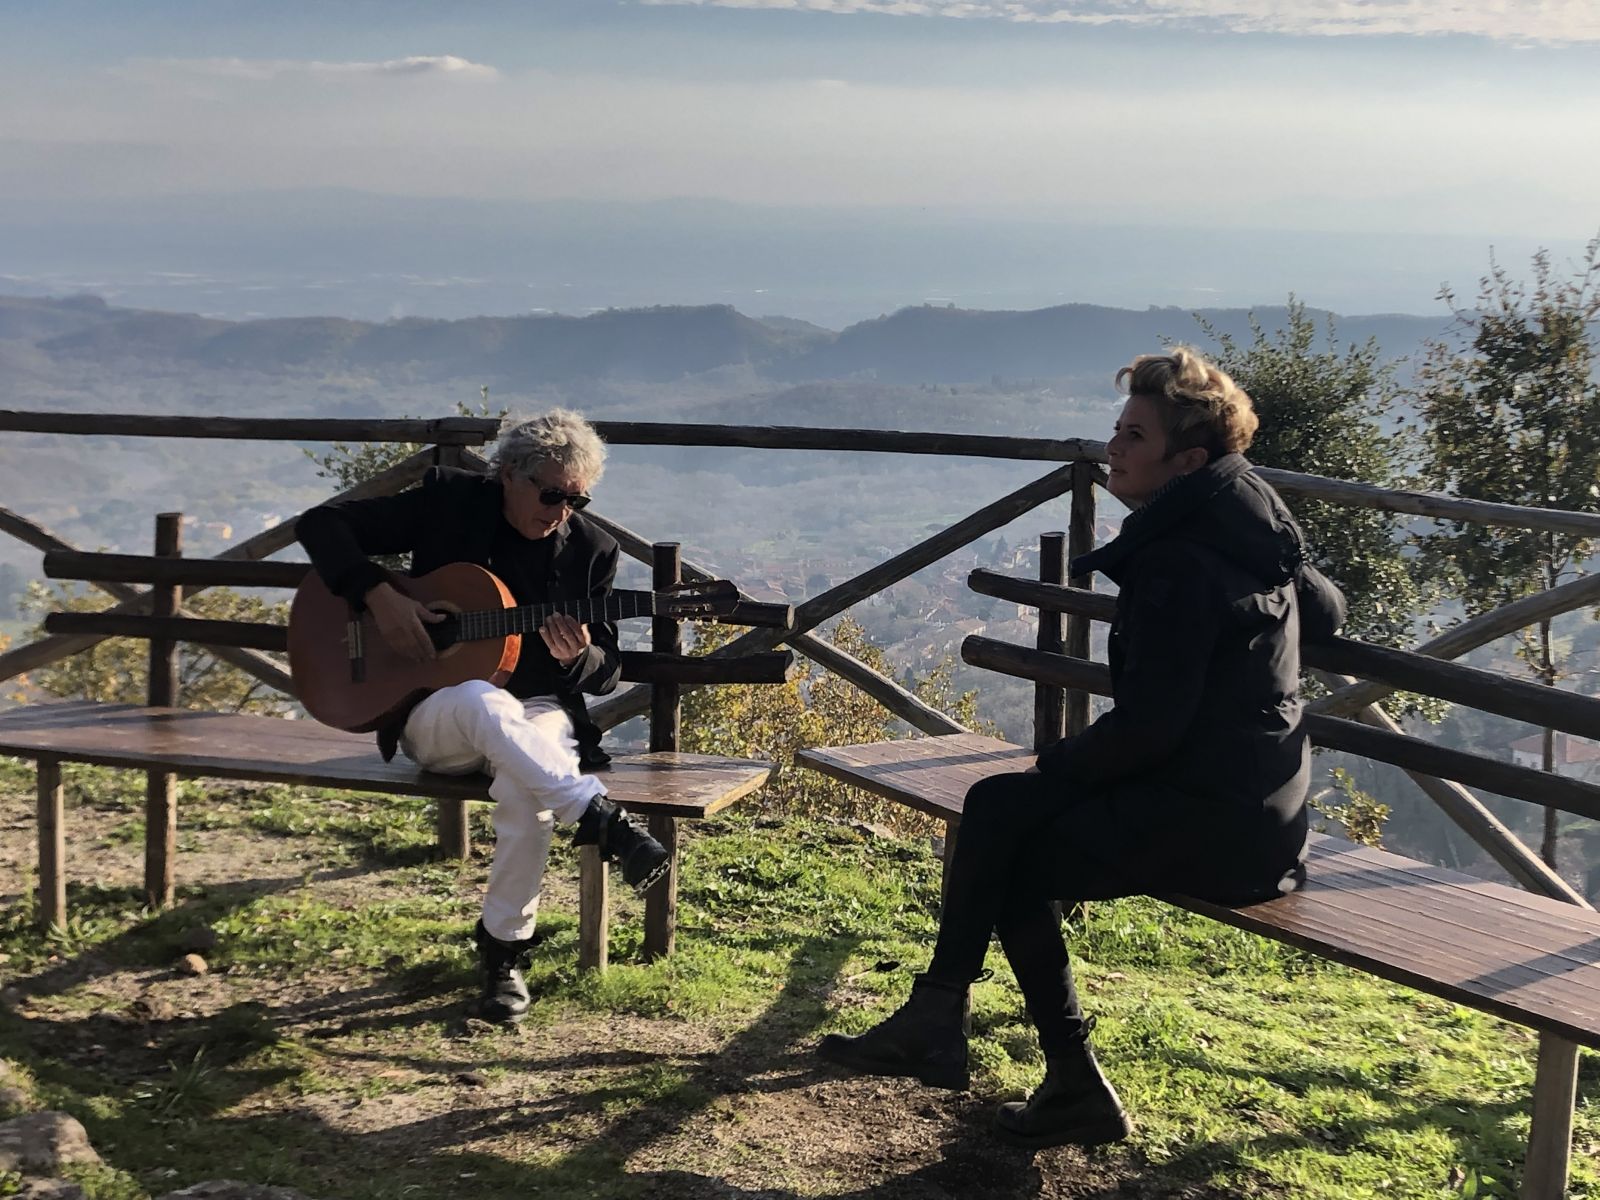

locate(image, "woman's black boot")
[[815, 975, 970, 1090], [993, 1025, 1131, 1148]]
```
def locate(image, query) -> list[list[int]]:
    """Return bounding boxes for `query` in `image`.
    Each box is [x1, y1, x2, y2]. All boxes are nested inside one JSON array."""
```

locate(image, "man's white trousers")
[[399, 679, 607, 942]]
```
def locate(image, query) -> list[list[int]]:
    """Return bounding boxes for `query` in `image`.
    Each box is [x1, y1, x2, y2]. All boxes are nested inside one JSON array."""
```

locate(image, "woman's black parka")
[[1035, 454, 1347, 901]]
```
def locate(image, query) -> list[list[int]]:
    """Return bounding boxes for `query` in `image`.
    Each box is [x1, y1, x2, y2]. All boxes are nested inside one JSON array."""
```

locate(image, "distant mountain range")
[[0, 293, 1450, 389], [6, 190, 1578, 326]]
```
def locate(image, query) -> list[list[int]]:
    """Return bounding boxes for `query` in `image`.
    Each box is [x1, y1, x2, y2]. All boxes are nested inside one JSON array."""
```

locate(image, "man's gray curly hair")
[[489, 408, 607, 486]]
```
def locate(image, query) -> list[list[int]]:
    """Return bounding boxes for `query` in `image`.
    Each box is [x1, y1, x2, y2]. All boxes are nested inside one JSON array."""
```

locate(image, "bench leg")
[[145, 769, 176, 909], [436, 798, 470, 861], [643, 815, 679, 962], [578, 845, 608, 973], [36, 760, 65, 932], [1520, 1033, 1579, 1200]]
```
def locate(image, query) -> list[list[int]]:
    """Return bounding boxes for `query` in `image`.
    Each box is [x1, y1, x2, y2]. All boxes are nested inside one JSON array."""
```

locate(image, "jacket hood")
[[1073, 454, 1310, 587]]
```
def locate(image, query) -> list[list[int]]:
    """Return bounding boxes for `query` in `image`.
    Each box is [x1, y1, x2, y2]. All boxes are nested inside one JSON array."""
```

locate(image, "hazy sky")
[[2, 0, 1598, 240]]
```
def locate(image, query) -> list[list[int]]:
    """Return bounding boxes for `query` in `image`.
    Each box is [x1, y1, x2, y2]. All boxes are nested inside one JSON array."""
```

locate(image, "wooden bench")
[[798, 731, 1600, 1197], [4, 699, 772, 971], [1, 514, 790, 971]]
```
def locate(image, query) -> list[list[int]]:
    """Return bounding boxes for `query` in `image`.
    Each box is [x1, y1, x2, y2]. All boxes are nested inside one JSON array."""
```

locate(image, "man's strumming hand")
[[366, 581, 445, 662]]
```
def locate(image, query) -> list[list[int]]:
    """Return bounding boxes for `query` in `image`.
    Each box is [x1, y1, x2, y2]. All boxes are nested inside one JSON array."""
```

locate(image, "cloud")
[[640, 0, 1600, 43], [152, 54, 499, 81]]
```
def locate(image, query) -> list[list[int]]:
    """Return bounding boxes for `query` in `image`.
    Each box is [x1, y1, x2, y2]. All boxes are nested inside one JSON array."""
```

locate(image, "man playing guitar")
[[296, 408, 668, 1023]]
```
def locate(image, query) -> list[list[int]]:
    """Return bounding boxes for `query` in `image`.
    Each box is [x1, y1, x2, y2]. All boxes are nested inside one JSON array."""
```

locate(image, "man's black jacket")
[[1036, 454, 1348, 898], [295, 466, 622, 766]]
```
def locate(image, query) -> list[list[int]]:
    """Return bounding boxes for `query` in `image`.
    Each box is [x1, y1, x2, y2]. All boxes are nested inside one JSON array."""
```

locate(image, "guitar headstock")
[[658, 578, 740, 620]]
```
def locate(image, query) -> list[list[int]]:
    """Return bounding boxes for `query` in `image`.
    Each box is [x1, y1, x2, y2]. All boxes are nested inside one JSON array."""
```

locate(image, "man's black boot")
[[815, 975, 970, 1090], [473, 919, 539, 1023], [572, 796, 671, 895], [993, 1022, 1131, 1148]]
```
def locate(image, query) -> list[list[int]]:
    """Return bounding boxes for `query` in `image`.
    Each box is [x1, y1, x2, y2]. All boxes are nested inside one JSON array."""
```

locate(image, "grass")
[[0, 761, 1596, 1200]]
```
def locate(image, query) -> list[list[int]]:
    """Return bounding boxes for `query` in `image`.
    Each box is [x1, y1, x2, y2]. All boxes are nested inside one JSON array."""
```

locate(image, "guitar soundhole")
[[425, 601, 464, 659]]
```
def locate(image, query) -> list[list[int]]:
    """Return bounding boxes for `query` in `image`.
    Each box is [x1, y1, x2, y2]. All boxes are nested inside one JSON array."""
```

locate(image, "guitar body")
[[289, 562, 520, 733]]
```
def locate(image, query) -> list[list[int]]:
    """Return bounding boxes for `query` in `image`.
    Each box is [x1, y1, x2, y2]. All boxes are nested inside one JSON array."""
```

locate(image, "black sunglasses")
[[538, 486, 592, 510]]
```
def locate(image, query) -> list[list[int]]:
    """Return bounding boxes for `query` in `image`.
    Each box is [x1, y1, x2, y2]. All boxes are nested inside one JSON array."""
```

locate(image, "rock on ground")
[[16, 1179, 88, 1199], [0, 1111, 101, 1172]]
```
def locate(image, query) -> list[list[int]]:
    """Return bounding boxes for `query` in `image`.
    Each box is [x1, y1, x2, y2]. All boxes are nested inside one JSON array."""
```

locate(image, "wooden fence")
[[5, 410, 1600, 905]]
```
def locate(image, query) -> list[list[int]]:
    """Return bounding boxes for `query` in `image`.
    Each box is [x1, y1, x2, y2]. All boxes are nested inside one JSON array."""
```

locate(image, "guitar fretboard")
[[449, 589, 656, 643]]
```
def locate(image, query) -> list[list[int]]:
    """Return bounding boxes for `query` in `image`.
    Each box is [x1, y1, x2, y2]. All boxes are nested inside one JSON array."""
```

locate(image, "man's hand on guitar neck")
[[540, 612, 592, 669], [366, 581, 446, 661]]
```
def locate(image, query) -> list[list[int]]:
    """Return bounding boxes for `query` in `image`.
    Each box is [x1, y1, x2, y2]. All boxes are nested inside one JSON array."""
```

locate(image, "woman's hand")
[[366, 581, 445, 661], [540, 612, 592, 668]]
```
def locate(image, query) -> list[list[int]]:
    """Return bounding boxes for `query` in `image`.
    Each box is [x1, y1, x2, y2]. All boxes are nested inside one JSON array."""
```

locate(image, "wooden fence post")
[[145, 513, 181, 909], [431, 443, 471, 859], [1033, 531, 1067, 751], [644, 542, 683, 962], [1065, 462, 1096, 738], [36, 758, 65, 930]]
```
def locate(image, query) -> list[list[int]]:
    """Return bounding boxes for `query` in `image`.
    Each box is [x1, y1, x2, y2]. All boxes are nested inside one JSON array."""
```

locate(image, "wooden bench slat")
[[0, 700, 771, 819], [1309, 839, 1599, 923], [797, 734, 1024, 819], [1230, 879, 1600, 1003], [1188, 896, 1600, 1047], [1303, 843, 1600, 951]]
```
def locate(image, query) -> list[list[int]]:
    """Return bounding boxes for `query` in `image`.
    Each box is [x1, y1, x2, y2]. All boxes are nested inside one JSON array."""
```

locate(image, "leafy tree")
[[1414, 238, 1600, 870], [1203, 300, 1428, 651], [304, 435, 424, 493], [303, 391, 502, 492], [1309, 766, 1391, 848], [304, 393, 504, 572], [17, 582, 292, 715]]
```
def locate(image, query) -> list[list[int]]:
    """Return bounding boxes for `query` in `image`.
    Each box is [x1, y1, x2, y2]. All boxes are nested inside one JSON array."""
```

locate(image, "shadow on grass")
[[1135, 1042, 1587, 1194], [3, 917, 1309, 1200], [11, 855, 1578, 1198], [4, 871, 367, 997]]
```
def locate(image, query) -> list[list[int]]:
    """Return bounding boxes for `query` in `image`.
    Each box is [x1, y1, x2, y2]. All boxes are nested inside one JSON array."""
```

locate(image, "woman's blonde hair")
[[1117, 347, 1258, 460]]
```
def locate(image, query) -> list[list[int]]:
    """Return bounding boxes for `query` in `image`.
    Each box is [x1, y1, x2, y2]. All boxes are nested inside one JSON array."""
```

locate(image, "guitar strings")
[[442, 589, 661, 642]]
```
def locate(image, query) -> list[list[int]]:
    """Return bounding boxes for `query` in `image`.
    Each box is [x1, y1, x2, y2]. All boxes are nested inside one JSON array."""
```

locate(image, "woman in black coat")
[[818, 348, 1347, 1148]]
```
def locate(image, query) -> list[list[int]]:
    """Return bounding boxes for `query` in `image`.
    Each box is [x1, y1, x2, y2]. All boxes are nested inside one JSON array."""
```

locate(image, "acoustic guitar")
[[289, 561, 738, 732]]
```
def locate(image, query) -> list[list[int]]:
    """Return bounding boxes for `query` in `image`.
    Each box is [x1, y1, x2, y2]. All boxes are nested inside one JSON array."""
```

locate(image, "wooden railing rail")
[[44, 612, 288, 652], [8, 409, 1600, 535], [36, 548, 793, 632], [967, 571, 1600, 743], [1310, 572, 1600, 718], [959, 639, 1600, 824], [0, 412, 493, 444], [42, 552, 313, 590], [35, 610, 794, 688]]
